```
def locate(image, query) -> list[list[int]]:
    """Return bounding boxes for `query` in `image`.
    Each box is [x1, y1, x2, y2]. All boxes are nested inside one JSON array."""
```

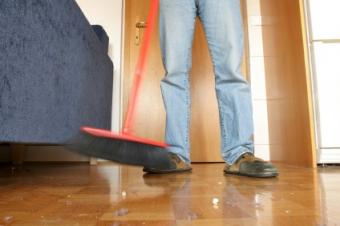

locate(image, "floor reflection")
[[1, 163, 340, 225]]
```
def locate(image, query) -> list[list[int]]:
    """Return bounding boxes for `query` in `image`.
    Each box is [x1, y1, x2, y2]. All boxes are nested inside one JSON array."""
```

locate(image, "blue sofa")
[[0, 0, 113, 145]]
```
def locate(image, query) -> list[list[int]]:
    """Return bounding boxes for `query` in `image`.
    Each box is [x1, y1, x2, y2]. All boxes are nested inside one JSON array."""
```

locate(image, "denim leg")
[[197, 0, 254, 164], [159, 0, 197, 164]]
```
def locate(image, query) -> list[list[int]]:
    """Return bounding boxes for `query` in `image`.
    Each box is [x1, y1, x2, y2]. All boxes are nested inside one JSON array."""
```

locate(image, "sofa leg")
[[10, 144, 26, 165], [90, 157, 98, 165]]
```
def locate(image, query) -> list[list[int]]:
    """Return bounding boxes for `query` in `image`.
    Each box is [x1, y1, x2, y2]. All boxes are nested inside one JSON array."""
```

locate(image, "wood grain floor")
[[0, 163, 339, 226]]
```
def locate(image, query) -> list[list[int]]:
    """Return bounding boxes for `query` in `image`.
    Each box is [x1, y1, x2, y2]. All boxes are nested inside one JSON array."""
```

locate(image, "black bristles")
[[65, 132, 174, 169]]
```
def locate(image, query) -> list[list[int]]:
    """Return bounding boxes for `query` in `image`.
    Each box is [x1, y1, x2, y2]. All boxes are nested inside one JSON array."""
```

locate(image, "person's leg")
[[197, 0, 254, 165], [159, 0, 197, 164]]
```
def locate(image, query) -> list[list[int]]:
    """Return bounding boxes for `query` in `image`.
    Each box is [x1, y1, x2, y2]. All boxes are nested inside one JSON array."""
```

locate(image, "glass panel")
[[309, 0, 340, 40], [313, 43, 340, 147]]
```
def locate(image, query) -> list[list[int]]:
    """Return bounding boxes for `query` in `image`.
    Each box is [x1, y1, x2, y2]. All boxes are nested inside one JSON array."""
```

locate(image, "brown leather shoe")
[[143, 153, 192, 174], [224, 153, 278, 178]]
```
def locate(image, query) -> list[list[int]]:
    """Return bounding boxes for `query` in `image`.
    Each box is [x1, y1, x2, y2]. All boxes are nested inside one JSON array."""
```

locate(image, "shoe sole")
[[224, 170, 278, 178], [143, 167, 192, 174]]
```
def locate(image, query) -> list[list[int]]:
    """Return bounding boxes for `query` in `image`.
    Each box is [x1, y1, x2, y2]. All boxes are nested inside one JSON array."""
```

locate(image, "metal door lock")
[[135, 21, 148, 45]]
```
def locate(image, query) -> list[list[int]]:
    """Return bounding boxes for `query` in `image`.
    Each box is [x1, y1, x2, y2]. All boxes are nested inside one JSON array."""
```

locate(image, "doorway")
[[122, 0, 316, 166], [122, 0, 250, 162]]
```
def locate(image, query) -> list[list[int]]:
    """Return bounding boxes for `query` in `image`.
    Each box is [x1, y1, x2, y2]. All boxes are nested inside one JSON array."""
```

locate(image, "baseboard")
[[24, 146, 90, 162], [1, 144, 271, 163], [254, 145, 270, 161], [318, 148, 340, 163], [0, 145, 89, 163]]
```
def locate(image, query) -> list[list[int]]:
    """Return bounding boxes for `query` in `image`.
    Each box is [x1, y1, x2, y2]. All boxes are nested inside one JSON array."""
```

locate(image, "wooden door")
[[257, 0, 316, 167], [123, 0, 249, 162]]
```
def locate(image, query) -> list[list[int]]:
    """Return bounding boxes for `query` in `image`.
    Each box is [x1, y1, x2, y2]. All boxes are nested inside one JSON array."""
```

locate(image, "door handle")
[[136, 21, 148, 28], [135, 21, 148, 45]]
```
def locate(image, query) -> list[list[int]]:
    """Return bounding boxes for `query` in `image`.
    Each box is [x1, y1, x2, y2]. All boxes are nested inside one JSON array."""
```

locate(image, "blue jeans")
[[159, 0, 254, 165]]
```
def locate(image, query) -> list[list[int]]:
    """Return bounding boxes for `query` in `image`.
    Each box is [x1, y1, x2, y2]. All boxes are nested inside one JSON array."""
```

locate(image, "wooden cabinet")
[[250, 0, 316, 167]]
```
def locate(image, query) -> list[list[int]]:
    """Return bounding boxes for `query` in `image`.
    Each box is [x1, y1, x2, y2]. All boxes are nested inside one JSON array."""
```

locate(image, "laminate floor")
[[0, 163, 339, 226]]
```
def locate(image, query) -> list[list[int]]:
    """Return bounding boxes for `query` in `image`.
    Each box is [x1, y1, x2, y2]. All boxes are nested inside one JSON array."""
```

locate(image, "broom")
[[66, 0, 175, 169]]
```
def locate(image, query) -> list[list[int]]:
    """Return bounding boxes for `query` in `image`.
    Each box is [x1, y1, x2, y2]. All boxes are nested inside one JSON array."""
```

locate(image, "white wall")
[[246, 0, 271, 160], [76, 0, 123, 132]]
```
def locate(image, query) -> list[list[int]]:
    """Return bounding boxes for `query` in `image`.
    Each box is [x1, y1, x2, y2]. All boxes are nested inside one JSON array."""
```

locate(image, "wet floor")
[[0, 163, 340, 225]]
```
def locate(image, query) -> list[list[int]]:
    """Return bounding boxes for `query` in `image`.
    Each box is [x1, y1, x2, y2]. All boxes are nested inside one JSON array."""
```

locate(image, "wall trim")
[[318, 148, 340, 163]]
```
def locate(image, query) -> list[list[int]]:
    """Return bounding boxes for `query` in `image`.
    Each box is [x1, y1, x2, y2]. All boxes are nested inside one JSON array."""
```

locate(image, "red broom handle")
[[123, 0, 159, 134]]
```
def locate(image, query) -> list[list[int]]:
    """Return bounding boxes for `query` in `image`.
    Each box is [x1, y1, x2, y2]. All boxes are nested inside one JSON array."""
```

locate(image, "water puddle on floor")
[[2, 216, 14, 224], [186, 211, 198, 221], [113, 208, 129, 217]]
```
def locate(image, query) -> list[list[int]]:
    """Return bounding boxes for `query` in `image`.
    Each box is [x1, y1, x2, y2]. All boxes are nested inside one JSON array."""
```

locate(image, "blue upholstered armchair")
[[0, 0, 113, 162]]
